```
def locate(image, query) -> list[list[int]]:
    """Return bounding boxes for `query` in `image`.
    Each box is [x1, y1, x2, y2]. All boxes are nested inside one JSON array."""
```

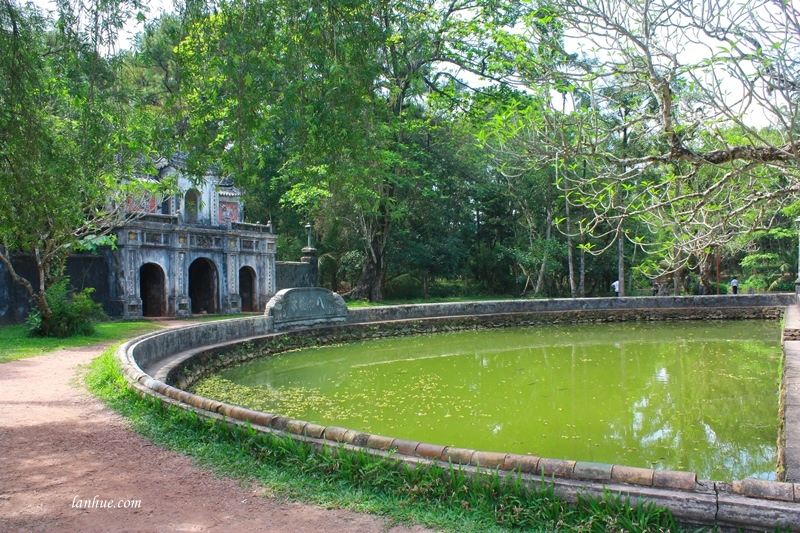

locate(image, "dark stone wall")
[[1, 249, 317, 324], [0, 255, 37, 323], [275, 261, 317, 291], [0, 252, 113, 324]]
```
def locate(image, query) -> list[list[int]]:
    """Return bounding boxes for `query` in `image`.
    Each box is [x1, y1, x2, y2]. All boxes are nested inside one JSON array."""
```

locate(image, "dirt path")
[[0, 335, 432, 532]]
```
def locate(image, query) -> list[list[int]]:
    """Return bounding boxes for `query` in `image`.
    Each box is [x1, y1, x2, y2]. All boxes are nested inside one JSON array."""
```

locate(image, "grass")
[[0, 320, 162, 364], [85, 347, 687, 533], [0, 312, 255, 364]]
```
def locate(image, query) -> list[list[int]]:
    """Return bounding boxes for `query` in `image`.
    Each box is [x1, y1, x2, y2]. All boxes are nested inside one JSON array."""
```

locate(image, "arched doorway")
[[189, 258, 218, 314], [140, 263, 166, 317], [239, 266, 256, 312], [184, 189, 200, 224]]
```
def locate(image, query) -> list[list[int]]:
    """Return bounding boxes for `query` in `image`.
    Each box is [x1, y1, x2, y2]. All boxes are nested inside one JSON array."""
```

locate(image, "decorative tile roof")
[[218, 174, 240, 197]]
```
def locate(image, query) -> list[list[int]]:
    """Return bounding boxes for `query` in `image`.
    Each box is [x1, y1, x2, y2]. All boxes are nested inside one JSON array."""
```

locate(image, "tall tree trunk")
[[700, 254, 712, 294], [579, 172, 587, 298], [349, 201, 392, 302], [617, 224, 625, 297], [618, 116, 628, 297], [567, 221, 576, 297], [672, 246, 683, 296], [674, 266, 682, 296], [534, 205, 553, 297], [347, 176, 394, 302], [565, 172, 577, 298], [627, 241, 636, 294], [0, 245, 54, 322], [35, 248, 53, 323], [350, 233, 386, 301]]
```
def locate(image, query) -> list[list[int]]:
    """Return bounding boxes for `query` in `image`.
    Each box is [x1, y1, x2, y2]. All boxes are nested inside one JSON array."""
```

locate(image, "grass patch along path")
[[0, 315, 252, 363], [0, 321, 162, 363], [0, 323, 427, 533]]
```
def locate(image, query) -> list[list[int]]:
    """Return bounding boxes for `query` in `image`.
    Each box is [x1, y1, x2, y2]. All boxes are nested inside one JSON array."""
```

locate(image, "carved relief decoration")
[[219, 201, 239, 223], [265, 288, 347, 330]]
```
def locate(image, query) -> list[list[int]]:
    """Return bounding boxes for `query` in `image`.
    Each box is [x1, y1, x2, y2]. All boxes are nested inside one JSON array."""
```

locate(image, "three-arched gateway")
[[139, 263, 166, 317], [239, 266, 256, 312], [0, 154, 323, 323], [97, 154, 317, 319], [189, 258, 218, 314]]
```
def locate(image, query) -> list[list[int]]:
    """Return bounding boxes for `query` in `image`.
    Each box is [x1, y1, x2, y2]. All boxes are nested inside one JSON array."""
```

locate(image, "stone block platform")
[[783, 305, 800, 482]]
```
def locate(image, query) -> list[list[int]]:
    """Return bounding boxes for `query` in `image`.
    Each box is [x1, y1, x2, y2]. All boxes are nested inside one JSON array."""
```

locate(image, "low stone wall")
[[117, 296, 800, 531], [130, 315, 272, 374], [347, 294, 797, 324]]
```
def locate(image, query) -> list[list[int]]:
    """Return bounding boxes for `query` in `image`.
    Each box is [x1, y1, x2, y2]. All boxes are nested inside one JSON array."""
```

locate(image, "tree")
[[177, 0, 538, 301], [0, 0, 158, 333], [484, 0, 800, 278]]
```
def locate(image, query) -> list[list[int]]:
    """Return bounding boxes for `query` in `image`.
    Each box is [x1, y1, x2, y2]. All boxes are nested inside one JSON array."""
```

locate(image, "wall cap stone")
[[265, 287, 347, 330]]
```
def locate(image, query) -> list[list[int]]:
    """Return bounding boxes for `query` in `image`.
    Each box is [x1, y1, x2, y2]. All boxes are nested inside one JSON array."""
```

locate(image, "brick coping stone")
[[118, 296, 800, 531]]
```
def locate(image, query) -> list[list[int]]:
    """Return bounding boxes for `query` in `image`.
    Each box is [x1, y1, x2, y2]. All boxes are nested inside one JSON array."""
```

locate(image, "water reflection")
[[204, 321, 781, 481]]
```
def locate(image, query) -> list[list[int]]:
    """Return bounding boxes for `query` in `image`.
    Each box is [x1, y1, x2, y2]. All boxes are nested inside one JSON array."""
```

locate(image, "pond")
[[193, 320, 782, 481]]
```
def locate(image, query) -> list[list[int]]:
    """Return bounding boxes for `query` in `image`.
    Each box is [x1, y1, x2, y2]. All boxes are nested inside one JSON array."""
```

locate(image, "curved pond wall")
[[117, 295, 800, 531]]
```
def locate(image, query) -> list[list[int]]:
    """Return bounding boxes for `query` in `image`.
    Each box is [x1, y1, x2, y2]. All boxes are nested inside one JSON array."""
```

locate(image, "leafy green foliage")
[[0, 0, 168, 321], [5, 0, 791, 311], [481, 0, 800, 289], [174, 0, 547, 301], [26, 278, 106, 338]]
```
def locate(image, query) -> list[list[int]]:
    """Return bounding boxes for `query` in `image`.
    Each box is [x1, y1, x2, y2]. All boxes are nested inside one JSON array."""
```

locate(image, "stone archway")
[[184, 189, 200, 224], [140, 263, 166, 317], [189, 258, 218, 314], [239, 266, 256, 312]]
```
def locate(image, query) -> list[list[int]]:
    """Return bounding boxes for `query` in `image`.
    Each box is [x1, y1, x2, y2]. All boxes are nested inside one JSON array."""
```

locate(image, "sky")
[[30, 0, 174, 51]]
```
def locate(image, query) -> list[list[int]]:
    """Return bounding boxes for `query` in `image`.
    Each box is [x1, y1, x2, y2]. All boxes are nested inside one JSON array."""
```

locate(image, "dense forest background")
[[3, 0, 800, 305]]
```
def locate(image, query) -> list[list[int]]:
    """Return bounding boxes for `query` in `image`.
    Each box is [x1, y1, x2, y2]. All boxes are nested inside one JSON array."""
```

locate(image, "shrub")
[[745, 274, 768, 291], [385, 273, 423, 299], [428, 279, 466, 298], [26, 278, 106, 338], [711, 282, 729, 295], [338, 250, 365, 288], [770, 279, 796, 292]]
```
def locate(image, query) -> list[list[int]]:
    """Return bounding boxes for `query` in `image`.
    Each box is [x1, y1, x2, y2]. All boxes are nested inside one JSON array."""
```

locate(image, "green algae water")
[[196, 320, 781, 481]]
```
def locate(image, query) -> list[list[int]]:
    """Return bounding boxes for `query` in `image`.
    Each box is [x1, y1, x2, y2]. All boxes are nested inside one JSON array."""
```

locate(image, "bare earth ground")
[[0, 332, 433, 533]]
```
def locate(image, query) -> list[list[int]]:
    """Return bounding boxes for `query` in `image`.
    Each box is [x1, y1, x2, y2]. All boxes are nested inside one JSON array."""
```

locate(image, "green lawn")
[[0, 321, 163, 364]]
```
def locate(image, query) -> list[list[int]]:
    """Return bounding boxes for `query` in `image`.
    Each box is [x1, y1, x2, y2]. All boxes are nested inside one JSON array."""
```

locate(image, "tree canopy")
[[2, 0, 799, 311], [0, 0, 162, 329], [484, 0, 800, 272]]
